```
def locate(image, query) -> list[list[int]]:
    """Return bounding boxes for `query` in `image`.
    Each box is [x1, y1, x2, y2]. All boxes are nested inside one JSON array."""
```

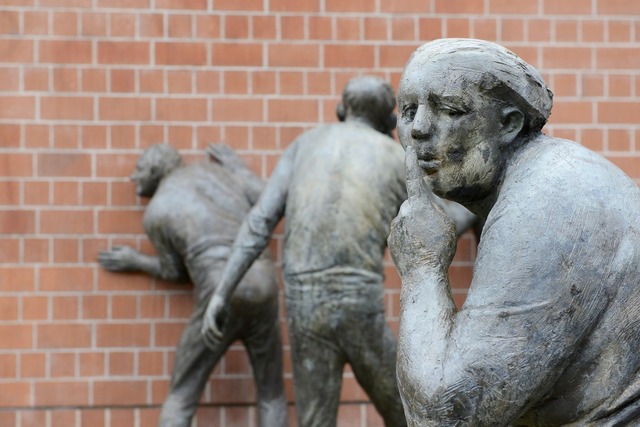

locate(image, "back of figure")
[[284, 121, 406, 279]]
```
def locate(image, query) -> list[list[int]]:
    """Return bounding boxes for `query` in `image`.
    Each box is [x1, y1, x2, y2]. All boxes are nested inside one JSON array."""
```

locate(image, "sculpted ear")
[[336, 103, 346, 122], [498, 107, 524, 147]]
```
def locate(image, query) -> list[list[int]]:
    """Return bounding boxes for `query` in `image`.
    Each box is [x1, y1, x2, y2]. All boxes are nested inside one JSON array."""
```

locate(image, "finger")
[[404, 146, 431, 200]]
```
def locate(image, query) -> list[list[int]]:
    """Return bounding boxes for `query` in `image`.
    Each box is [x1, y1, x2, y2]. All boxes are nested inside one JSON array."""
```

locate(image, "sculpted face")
[[130, 153, 160, 198], [397, 57, 509, 204]]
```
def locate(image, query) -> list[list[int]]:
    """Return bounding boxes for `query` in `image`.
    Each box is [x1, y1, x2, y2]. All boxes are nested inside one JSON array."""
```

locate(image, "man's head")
[[336, 75, 397, 137], [397, 38, 553, 204], [131, 144, 183, 197]]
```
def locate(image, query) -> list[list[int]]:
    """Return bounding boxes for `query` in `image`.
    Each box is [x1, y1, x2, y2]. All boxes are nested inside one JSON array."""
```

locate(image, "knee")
[[159, 394, 197, 427]]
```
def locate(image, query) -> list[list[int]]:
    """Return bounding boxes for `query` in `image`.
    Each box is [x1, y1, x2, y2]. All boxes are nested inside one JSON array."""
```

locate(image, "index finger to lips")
[[404, 146, 431, 200]]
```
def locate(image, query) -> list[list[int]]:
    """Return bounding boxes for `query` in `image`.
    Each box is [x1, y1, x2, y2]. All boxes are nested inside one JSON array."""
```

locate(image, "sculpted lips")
[[417, 158, 441, 175]]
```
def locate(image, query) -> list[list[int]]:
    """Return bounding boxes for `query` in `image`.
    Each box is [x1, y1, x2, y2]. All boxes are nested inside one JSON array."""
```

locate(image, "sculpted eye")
[[441, 105, 466, 117], [402, 105, 417, 121]]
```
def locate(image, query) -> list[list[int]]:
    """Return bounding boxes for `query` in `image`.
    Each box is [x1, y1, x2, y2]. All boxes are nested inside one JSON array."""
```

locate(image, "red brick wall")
[[1, 1, 639, 426]]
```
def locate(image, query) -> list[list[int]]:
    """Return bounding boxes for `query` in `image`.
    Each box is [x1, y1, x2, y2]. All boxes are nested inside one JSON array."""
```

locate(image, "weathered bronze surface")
[[99, 144, 287, 427], [390, 38, 640, 426]]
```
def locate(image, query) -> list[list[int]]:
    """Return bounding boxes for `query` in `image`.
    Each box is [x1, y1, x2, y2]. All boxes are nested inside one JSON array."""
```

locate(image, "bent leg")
[[159, 308, 237, 427], [344, 311, 407, 427], [243, 308, 288, 427]]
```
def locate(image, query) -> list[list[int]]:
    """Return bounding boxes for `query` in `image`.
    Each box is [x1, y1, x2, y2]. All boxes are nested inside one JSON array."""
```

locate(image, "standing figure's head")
[[336, 75, 397, 137], [131, 144, 183, 197], [397, 38, 553, 204]]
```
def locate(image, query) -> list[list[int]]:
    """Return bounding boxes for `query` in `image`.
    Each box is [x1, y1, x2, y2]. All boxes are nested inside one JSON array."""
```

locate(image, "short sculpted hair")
[[142, 144, 183, 177], [409, 38, 554, 135], [336, 75, 397, 133]]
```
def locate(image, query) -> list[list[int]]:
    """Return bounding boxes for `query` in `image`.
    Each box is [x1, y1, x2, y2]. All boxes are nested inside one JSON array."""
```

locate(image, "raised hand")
[[388, 146, 457, 277], [97, 245, 140, 272]]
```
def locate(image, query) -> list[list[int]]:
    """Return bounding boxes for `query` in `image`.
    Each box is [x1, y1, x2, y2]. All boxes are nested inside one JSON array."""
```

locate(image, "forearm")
[[215, 211, 275, 301], [397, 265, 458, 422], [131, 252, 189, 283]]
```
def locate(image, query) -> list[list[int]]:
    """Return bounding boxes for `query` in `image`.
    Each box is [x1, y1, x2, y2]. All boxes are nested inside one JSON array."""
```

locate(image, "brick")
[[0, 324, 32, 349], [325, 44, 375, 68], [544, 0, 592, 14], [99, 97, 151, 121], [608, 156, 640, 178], [212, 98, 263, 122], [597, 48, 640, 70], [79, 352, 105, 376], [156, 98, 207, 122], [607, 129, 632, 152], [224, 15, 249, 39], [24, 11, 48, 35], [0, 123, 20, 147], [23, 68, 49, 91], [94, 380, 148, 405], [489, 0, 538, 14], [35, 381, 89, 406], [251, 70, 276, 94], [156, 42, 207, 66], [41, 0, 92, 5], [167, 14, 192, 38], [167, 70, 192, 93], [97, 41, 150, 65], [139, 13, 164, 37], [0, 238, 19, 262], [308, 16, 333, 40], [195, 15, 220, 38], [268, 43, 320, 68], [0, 67, 19, 91], [211, 0, 262, 10], [98, 0, 150, 7], [108, 351, 135, 375], [364, 17, 389, 41], [391, 17, 416, 41], [551, 74, 577, 97], [157, 0, 206, 8], [53, 11, 78, 36], [528, 19, 551, 42], [0, 11, 20, 35], [336, 17, 361, 41], [0, 95, 35, 119], [0, 181, 20, 206], [0, 210, 35, 234], [252, 15, 276, 39], [154, 322, 184, 346], [0, 296, 18, 320], [269, 0, 320, 12], [111, 295, 138, 319], [0, 381, 30, 406], [419, 17, 444, 40], [599, 102, 640, 124], [97, 210, 144, 234], [39, 40, 91, 63], [40, 267, 93, 292], [0, 152, 33, 177], [0, 39, 33, 63], [41, 96, 93, 120], [380, 0, 430, 13], [502, 19, 526, 41], [52, 124, 79, 149], [51, 352, 76, 377], [327, 0, 374, 12], [212, 43, 262, 66], [581, 74, 604, 97], [0, 353, 16, 378], [609, 74, 632, 97], [38, 152, 91, 177], [446, 18, 472, 38], [555, 20, 579, 42], [50, 410, 76, 426], [96, 323, 150, 347], [268, 99, 318, 122], [379, 44, 420, 69], [598, 0, 640, 15], [167, 126, 193, 149], [95, 153, 138, 177], [609, 20, 632, 42], [139, 351, 165, 375], [81, 12, 107, 36], [110, 12, 136, 37], [38, 323, 92, 348], [582, 20, 605, 42], [281, 16, 305, 40], [435, 0, 482, 13], [543, 47, 592, 69]]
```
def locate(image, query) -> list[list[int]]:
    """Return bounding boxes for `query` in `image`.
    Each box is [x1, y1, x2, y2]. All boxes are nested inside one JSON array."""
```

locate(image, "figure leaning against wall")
[[98, 143, 287, 427], [390, 38, 640, 426], [201, 75, 477, 427]]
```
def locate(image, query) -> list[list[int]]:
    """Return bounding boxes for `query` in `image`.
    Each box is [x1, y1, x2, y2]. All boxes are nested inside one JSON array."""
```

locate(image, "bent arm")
[[206, 143, 265, 204], [98, 243, 189, 283], [396, 200, 611, 426], [213, 143, 296, 302]]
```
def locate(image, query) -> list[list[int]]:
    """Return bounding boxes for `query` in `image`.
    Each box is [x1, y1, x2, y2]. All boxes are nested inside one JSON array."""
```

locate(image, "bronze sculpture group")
[[99, 39, 640, 427]]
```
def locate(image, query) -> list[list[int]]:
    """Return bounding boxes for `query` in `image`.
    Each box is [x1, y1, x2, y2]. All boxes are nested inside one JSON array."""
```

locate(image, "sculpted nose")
[[411, 104, 433, 140]]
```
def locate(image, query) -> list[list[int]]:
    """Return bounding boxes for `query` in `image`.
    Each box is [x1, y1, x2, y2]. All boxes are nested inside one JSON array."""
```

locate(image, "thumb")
[[404, 146, 431, 200]]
